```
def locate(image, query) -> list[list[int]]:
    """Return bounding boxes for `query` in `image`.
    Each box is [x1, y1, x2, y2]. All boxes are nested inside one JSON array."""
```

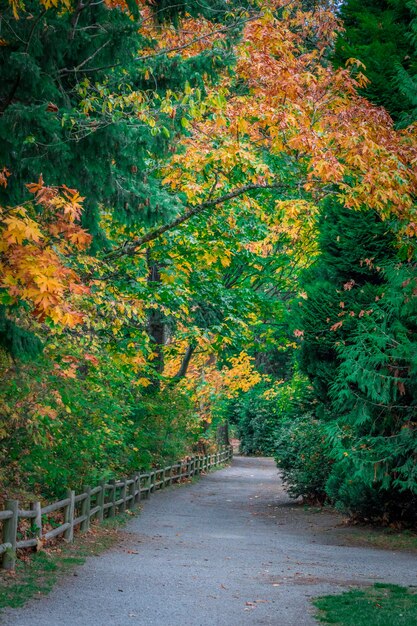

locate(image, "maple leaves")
[[156, 0, 417, 242], [0, 175, 91, 326], [0, 167, 11, 188], [165, 341, 263, 423]]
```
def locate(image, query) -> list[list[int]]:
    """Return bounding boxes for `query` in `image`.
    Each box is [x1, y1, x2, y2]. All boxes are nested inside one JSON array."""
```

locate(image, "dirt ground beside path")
[[3, 457, 417, 626]]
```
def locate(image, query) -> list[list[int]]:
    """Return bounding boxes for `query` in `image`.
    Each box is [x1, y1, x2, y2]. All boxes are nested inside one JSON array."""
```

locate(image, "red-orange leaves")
[[0, 167, 11, 188], [0, 177, 91, 326]]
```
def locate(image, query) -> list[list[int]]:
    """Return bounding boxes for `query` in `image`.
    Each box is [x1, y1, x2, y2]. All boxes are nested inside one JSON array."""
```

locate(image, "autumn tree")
[[2, 0, 417, 517]]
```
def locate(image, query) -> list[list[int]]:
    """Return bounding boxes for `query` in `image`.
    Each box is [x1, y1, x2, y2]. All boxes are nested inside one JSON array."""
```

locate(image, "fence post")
[[3, 500, 18, 571], [128, 475, 136, 509], [120, 478, 127, 513], [64, 490, 75, 542], [109, 479, 116, 517], [135, 474, 141, 505], [81, 487, 91, 531], [146, 473, 152, 499], [30, 500, 42, 543], [98, 480, 105, 522]]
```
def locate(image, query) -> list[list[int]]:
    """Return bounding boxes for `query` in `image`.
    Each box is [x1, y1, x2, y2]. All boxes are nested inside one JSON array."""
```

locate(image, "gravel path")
[[3, 456, 417, 625]]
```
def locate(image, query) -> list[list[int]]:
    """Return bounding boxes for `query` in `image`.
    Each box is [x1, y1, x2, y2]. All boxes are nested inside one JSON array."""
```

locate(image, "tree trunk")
[[174, 341, 197, 379], [216, 421, 230, 446], [146, 250, 165, 390]]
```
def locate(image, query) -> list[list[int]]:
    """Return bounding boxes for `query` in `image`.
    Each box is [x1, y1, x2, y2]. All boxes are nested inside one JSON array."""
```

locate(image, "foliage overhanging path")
[[3, 457, 417, 626]]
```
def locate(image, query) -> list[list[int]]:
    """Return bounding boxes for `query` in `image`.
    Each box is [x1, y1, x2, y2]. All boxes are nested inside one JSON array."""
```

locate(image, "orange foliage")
[[161, 2, 417, 228], [0, 175, 91, 326], [165, 341, 262, 422]]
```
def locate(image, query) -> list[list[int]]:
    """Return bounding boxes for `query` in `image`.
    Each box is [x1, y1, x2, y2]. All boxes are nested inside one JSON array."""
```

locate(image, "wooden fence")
[[0, 446, 233, 571]]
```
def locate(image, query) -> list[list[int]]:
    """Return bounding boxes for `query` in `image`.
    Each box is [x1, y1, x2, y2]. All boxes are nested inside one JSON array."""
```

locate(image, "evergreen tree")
[[0, 0, 235, 239], [0, 0, 242, 359], [296, 201, 417, 522], [298, 201, 395, 407], [334, 0, 417, 125]]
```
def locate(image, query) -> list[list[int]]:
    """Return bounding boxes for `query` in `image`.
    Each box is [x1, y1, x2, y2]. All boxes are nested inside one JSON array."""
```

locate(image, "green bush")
[[229, 384, 282, 456], [0, 349, 197, 499], [275, 413, 332, 504]]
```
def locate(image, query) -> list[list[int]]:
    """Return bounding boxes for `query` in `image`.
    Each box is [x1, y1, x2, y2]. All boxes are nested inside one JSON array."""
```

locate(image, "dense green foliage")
[[0, 348, 196, 498], [334, 0, 417, 126], [0, 0, 247, 496], [276, 203, 417, 523], [275, 412, 332, 504], [228, 384, 283, 456]]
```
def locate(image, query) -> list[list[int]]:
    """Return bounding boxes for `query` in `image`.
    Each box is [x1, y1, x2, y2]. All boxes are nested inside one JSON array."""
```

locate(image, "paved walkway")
[[3, 457, 417, 625]]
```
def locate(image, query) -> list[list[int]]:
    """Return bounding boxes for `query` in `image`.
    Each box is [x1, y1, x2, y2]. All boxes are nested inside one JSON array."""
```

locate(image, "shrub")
[[275, 413, 332, 504]]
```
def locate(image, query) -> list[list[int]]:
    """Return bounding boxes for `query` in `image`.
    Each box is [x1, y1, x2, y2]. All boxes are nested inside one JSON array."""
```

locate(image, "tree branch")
[[174, 341, 197, 379], [105, 182, 286, 259], [134, 13, 259, 62], [60, 40, 111, 75]]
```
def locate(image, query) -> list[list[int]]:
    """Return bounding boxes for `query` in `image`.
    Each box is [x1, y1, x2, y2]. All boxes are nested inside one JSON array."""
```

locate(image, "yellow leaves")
[[3, 213, 43, 244], [66, 229, 92, 249], [221, 352, 262, 397], [309, 155, 345, 184], [61, 186, 85, 219], [1, 178, 90, 327], [345, 58, 367, 70], [171, 345, 264, 420], [9, 0, 24, 19], [262, 379, 285, 401], [136, 377, 152, 387], [9, 0, 72, 17], [160, 270, 176, 284], [139, 13, 228, 61], [202, 246, 232, 268]]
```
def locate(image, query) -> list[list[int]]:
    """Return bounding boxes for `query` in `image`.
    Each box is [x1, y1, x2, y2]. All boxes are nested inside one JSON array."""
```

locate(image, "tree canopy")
[[1, 0, 417, 524]]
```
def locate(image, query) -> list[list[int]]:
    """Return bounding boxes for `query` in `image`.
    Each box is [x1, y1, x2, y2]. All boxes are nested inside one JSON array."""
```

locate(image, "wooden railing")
[[0, 446, 233, 570]]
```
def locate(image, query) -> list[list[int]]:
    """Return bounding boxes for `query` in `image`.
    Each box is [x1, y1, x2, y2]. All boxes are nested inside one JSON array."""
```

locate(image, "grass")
[[343, 529, 417, 554], [314, 584, 417, 625], [0, 513, 133, 612]]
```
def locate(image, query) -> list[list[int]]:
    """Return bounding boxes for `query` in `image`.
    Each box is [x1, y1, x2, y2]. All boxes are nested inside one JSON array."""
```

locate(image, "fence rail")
[[0, 446, 233, 571]]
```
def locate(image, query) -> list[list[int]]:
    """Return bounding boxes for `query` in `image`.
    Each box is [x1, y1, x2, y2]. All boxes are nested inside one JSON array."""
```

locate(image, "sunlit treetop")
[[160, 0, 417, 241]]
